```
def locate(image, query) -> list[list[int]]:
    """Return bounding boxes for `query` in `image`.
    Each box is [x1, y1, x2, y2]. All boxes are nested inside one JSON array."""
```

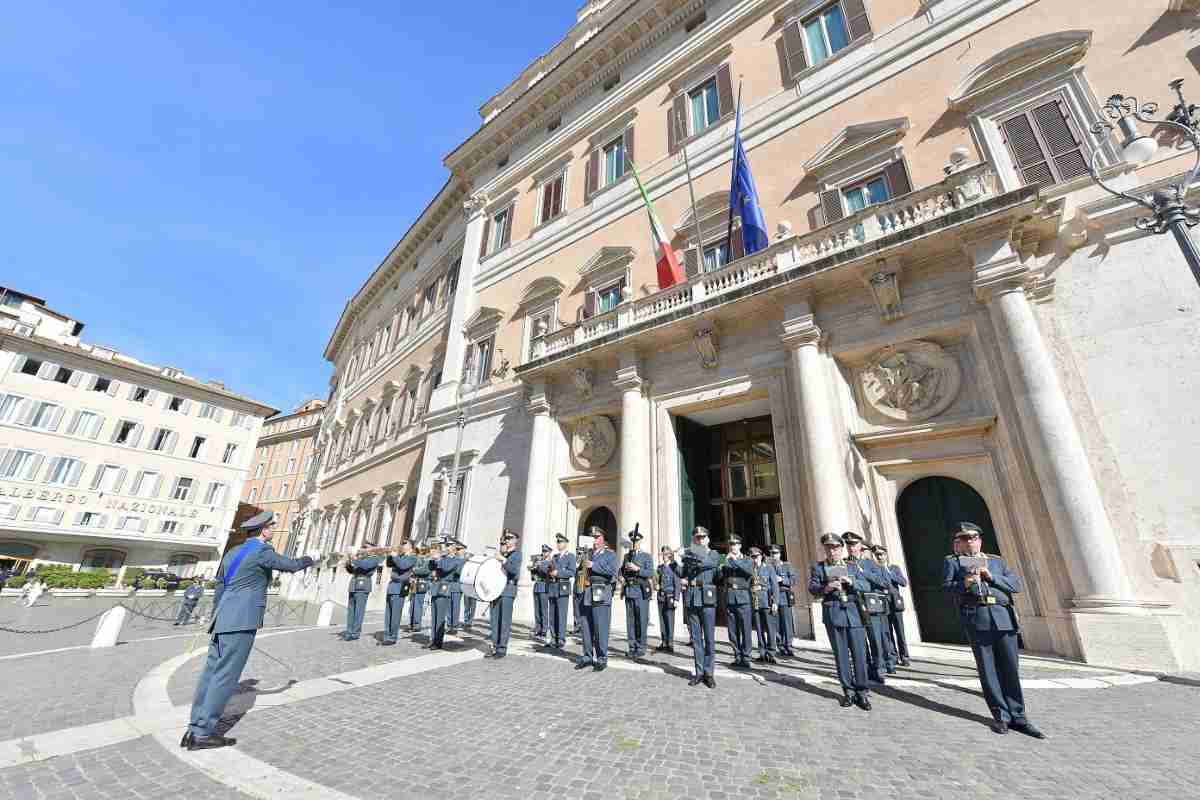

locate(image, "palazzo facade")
[[306, 0, 1200, 670]]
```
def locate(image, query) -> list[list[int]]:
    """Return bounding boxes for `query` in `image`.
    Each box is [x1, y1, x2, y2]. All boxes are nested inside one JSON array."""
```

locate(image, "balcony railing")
[[525, 163, 1000, 366]]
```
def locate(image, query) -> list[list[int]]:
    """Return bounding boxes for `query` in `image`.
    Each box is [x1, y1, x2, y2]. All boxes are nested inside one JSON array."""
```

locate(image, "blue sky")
[[0, 2, 573, 414]]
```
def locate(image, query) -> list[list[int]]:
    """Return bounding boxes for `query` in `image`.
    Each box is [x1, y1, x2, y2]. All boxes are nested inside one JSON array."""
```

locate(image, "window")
[[303, 453, 314, 474], [445, 258, 460, 299], [281, 482, 290, 499], [45, 456, 85, 486], [130, 470, 161, 498], [842, 173, 891, 213], [538, 172, 565, 225], [688, 78, 720, 136], [528, 310, 553, 359], [53, 367, 73, 385], [171, 477, 194, 501], [148, 427, 177, 453], [196, 524, 213, 538], [129, 386, 151, 404], [159, 520, 180, 535], [803, 3, 850, 66], [231, 412, 247, 428], [204, 482, 227, 505], [222, 443, 238, 464], [0, 393, 25, 423], [81, 548, 124, 570], [29, 506, 63, 525], [117, 516, 147, 532], [254, 462, 264, 478], [198, 403, 224, 422], [597, 280, 624, 314], [188, 436, 206, 459], [0, 448, 42, 480], [781, 1, 871, 77], [422, 282, 438, 317], [67, 410, 105, 439], [249, 487, 258, 502], [26, 401, 63, 431], [465, 336, 495, 386], [263, 481, 273, 500], [18, 357, 42, 376], [91, 377, 111, 394], [703, 240, 730, 273], [167, 396, 187, 413], [819, 160, 911, 225], [286, 457, 296, 472], [1000, 97, 1089, 187], [91, 464, 125, 493], [602, 136, 626, 188], [168, 553, 199, 577], [76, 511, 107, 529], [486, 206, 513, 255], [0, 501, 18, 519], [112, 420, 141, 446]]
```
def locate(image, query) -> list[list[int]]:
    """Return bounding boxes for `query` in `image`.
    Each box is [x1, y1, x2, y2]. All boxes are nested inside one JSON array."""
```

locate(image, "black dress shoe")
[[688, 675, 702, 686], [898, 658, 911, 667], [575, 661, 593, 670], [180, 732, 194, 748], [593, 663, 606, 672], [188, 734, 236, 751], [765, 654, 778, 665], [381, 639, 396, 646], [493, 652, 506, 659], [703, 674, 715, 689], [729, 661, 746, 669], [1011, 721, 1045, 739], [990, 720, 1009, 735], [854, 693, 872, 711], [839, 693, 853, 708]]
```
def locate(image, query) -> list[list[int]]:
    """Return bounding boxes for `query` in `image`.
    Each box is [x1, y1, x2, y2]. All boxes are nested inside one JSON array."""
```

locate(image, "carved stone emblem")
[[694, 326, 718, 369], [860, 340, 961, 422], [571, 415, 616, 470], [572, 367, 594, 400]]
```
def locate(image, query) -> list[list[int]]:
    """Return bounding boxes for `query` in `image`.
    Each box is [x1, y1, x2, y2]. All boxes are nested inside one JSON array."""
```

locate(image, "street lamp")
[[1086, 81, 1200, 286], [438, 373, 476, 541]]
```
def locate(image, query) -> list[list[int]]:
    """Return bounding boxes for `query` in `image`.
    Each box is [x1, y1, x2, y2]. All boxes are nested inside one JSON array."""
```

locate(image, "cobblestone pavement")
[[0, 735, 251, 800]]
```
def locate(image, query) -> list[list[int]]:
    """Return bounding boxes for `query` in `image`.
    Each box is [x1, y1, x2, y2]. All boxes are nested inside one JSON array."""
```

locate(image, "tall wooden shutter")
[[684, 247, 700, 277], [820, 189, 845, 224], [622, 125, 635, 174], [501, 205, 514, 248], [428, 478, 444, 538], [843, 0, 873, 41], [583, 289, 596, 319], [478, 217, 491, 259], [883, 159, 913, 198], [23, 454, 44, 481], [1032, 99, 1088, 181], [716, 64, 735, 118], [670, 94, 688, 153], [585, 148, 600, 196], [730, 227, 745, 260], [1000, 113, 1054, 187], [781, 21, 808, 77]]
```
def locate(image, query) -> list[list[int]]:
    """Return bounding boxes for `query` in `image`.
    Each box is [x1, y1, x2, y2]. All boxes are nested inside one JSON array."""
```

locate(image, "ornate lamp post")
[[438, 371, 477, 541], [1086, 80, 1200, 286]]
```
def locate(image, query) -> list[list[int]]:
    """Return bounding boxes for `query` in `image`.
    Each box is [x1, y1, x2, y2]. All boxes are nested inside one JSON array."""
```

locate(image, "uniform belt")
[[588, 577, 611, 586], [726, 579, 749, 590]]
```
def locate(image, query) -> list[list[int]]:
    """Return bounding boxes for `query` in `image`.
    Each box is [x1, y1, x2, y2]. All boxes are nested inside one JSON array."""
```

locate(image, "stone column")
[[521, 381, 555, 552], [614, 353, 649, 549]]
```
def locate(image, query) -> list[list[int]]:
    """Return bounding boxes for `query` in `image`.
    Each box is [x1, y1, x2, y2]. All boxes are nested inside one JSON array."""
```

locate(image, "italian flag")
[[630, 161, 685, 289]]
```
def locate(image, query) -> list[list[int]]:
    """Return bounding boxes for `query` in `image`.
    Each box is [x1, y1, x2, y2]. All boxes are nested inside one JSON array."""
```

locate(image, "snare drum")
[[461, 554, 506, 603]]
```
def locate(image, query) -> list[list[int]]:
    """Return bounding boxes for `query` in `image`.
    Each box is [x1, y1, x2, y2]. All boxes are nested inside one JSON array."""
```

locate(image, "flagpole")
[[725, 82, 743, 260], [675, 110, 706, 273]]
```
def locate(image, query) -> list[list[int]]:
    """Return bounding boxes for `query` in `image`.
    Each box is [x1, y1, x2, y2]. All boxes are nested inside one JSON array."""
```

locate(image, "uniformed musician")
[[344, 551, 382, 641], [382, 541, 416, 645], [768, 545, 797, 657], [621, 527, 654, 660], [429, 540, 465, 650], [944, 522, 1044, 738], [409, 549, 432, 632], [872, 544, 911, 668], [448, 540, 466, 634], [843, 532, 890, 682], [184, 512, 314, 750], [546, 533, 576, 649], [722, 535, 754, 669], [487, 530, 522, 659], [808, 532, 872, 710], [531, 544, 552, 642], [681, 527, 720, 687], [575, 527, 617, 671], [655, 546, 680, 653], [748, 547, 779, 665]]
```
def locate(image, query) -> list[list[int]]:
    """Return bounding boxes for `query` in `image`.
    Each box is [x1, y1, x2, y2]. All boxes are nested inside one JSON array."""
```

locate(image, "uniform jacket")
[[411, 558, 432, 594], [432, 555, 465, 598], [942, 554, 1022, 632], [386, 554, 416, 596], [550, 550, 577, 595], [657, 561, 681, 605], [500, 550, 522, 599], [681, 549, 720, 608], [582, 548, 618, 607], [772, 560, 797, 606], [883, 564, 908, 609], [182, 583, 204, 604], [807, 561, 870, 629], [722, 556, 754, 607], [531, 556, 550, 594], [210, 540, 311, 634], [851, 556, 892, 594], [621, 550, 655, 600], [750, 563, 779, 609], [347, 557, 381, 595]]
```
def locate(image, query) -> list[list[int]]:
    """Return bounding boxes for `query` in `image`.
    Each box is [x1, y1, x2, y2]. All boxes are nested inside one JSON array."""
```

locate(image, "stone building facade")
[[0, 286, 275, 581], [311, 1, 1200, 670]]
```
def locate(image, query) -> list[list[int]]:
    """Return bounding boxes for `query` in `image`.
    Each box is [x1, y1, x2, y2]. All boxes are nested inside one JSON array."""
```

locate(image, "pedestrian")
[[175, 580, 204, 625]]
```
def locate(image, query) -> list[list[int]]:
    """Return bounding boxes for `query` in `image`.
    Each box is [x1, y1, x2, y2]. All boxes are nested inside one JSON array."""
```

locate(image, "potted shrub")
[[136, 576, 167, 597], [96, 570, 132, 597], [49, 570, 105, 597], [1, 575, 26, 596]]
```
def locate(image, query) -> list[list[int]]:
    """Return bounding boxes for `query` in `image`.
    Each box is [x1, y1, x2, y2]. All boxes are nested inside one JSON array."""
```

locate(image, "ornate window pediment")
[[803, 118, 911, 178], [463, 306, 503, 339], [518, 277, 565, 308], [948, 31, 1092, 111], [579, 246, 637, 279]]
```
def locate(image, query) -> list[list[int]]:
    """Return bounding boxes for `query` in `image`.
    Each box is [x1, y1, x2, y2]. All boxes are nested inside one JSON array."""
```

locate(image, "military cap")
[[748, 546, 763, 557], [769, 546, 783, 556], [500, 529, 519, 542], [660, 545, 673, 554], [628, 529, 644, 542], [819, 532, 845, 547], [841, 531, 864, 545], [953, 521, 983, 539], [871, 544, 888, 553], [555, 533, 569, 543], [541, 544, 552, 553], [589, 527, 606, 539], [692, 526, 710, 538], [729, 534, 743, 545], [240, 511, 275, 532]]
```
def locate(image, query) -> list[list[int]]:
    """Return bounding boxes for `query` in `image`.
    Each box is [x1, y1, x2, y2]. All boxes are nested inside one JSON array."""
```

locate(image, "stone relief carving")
[[694, 326, 718, 369], [860, 340, 961, 422], [572, 367, 595, 400], [571, 415, 616, 470]]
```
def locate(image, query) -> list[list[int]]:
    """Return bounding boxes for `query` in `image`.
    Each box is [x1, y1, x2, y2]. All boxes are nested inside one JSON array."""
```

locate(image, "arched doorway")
[[896, 476, 1001, 645], [580, 506, 617, 550]]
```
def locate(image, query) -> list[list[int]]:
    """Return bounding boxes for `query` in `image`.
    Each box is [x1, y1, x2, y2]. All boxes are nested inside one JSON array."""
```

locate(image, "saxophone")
[[574, 547, 590, 594]]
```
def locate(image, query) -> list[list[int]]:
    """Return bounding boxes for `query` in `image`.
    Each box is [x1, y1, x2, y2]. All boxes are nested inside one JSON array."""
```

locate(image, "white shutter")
[[24, 506, 36, 521], [97, 514, 109, 528], [129, 424, 143, 448], [0, 503, 17, 520], [167, 430, 179, 453], [89, 415, 104, 439], [68, 370, 84, 388], [86, 374, 100, 390], [22, 454, 44, 481], [50, 509, 63, 525], [90, 466, 105, 490], [46, 406, 64, 432], [15, 402, 37, 426], [67, 460, 84, 487], [212, 408, 224, 424], [146, 390, 157, 405], [0, 448, 13, 477], [74, 511, 86, 525], [181, 399, 192, 414], [11, 355, 26, 374], [45, 456, 62, 483], [114, 468, 127, 493], [151, 474, 163, 498], [106, 380, 120, 397], [36, 362, 57, 379]]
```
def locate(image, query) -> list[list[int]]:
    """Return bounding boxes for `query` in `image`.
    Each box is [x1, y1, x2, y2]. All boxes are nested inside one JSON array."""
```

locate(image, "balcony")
[[520, 163, 1027, 372]]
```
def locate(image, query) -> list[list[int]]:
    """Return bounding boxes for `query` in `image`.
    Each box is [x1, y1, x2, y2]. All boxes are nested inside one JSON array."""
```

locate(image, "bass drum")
[[461, 554, 506, 603]]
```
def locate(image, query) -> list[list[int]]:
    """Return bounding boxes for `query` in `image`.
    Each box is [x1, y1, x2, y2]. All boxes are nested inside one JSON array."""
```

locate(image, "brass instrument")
[[750, 569, 763, 611], [574, 547, 590, 594], [616, 550, 632, 597]]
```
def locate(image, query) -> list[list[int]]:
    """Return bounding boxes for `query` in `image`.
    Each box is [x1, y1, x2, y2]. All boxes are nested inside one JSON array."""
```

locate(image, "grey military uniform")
[[175, 582, 204, 625], [345, 556, 381, 640], [621, 550, 654, 657], [722, 556, 754, 666], [808, 560, 871, 696], [383, 554, 416, 644]]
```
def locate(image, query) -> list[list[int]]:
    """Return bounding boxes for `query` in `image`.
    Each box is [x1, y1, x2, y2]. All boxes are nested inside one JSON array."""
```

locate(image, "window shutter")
[[115, 467, 126, 492], [90, 466, 104, 490], [74, 511, 85, 525], [502, 205, 514, 248], [1001, 112, 1054, 187], [684, 247, 700, 277], [462, 346, 475, 386], [47, 406, 64, 432], [427, 478, 444, 537], [884, 158, 913, 198], [45, 457, 62, 483], [106, 380, 120, 397], [181, 399, 192, 414], [842, 0, 873, 41], [67, 460, 83, 487], [97, 514, 109, 529], [820, 189, 846, 224], [68, 371, 84, 388], [51, 509, 63, 525], [37, 362, 57, 379], [24, 454, 44, 481], [584, 288, 596, 319], [551, 174, 563, 218], [89, 415, 104, 439], [478, 216, 491, 260], [1032, 99, 1088, 182], [730, 226, 745, 260], [669, 96, 686, 154], [586, 148, 600, 196], [11, 355, 26, 374], [129, 423, 144, 448], [16, 401, 37, 426], [147, 390, 158, 405], [152, 474, 163, 498], [716, 64, 735, 118], [0, 448, 10, 476], [166, 431, 179, 453], [622, 125, 635, 175], [781, 21, 808, 76]]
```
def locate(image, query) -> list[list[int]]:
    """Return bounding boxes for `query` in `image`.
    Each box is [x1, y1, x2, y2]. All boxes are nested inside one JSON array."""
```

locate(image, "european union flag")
[[728, 99, 769, 256]]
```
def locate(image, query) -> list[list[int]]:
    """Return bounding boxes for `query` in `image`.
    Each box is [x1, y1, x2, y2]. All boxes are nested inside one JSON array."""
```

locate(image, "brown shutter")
[[501, 205, 514, 247], [781, 21, 808, 77], [842, 0, 872, 41], [583, 289, 596, 319], [478, 217, 491, 259], [729, 227, 745, 260], [820, 189, 845, 224], [552, 175, 563, 217], [586, 148, 600, 196], [670, 93, 688, 153], [883, 159, 912, 198], [1001, 113, 1054, 187], [622, 125, 635, 175], [684, 247, 700, 277], [716, 63, 735, 118], [1032, 99, 1088, 181]]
